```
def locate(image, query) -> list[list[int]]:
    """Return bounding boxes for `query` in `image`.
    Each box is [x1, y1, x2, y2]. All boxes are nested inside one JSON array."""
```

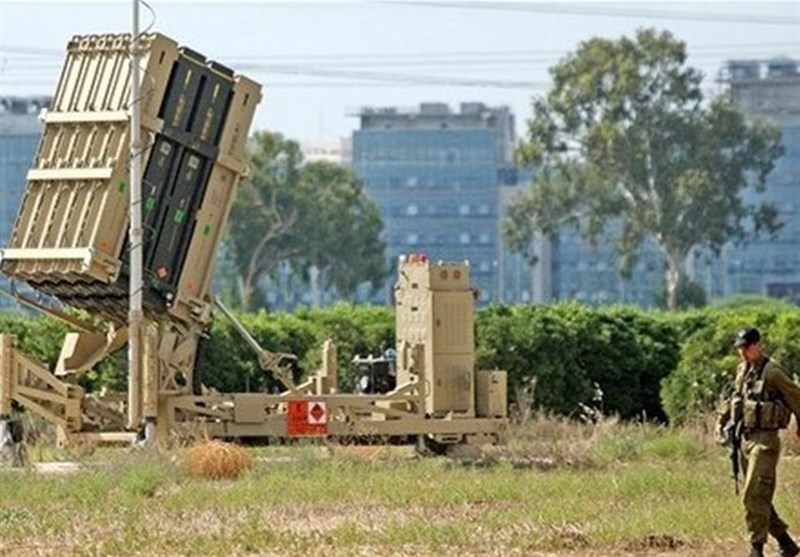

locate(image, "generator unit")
[[351, 348, 397, 395]]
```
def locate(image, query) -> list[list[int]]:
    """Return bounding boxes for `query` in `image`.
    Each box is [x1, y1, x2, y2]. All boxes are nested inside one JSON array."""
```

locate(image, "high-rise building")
[[0, 96, 50, 310], [696, 58, 800, 303], [351, 102, 531, 304]]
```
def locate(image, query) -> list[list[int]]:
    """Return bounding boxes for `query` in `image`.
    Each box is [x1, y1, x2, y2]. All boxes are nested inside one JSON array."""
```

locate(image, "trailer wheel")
[[1, 419, 27, 467], [415, 434, 450, 457]]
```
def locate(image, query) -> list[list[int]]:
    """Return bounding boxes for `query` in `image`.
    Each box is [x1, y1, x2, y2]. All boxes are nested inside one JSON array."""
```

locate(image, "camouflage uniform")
[[718, 334, 800, 557]]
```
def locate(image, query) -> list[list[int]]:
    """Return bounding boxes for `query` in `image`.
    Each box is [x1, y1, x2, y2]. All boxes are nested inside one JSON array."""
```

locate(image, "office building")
[[0, 96, 50, 310], [697, 58, 800, 303], [352, 102, 532, 304]]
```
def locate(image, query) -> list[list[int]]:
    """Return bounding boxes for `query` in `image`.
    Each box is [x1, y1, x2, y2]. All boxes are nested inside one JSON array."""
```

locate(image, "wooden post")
[[0, 335, 15, 417]]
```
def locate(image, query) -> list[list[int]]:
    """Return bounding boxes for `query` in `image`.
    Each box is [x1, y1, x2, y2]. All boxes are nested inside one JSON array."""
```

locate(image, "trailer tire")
[[415, 434, 449, 457]]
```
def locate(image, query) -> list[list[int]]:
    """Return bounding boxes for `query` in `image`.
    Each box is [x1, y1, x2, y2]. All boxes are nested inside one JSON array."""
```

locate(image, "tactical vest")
[[731, 357, 793, 430]]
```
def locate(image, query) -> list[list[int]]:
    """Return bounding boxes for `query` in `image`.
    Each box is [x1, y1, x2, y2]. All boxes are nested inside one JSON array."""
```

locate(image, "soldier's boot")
[[745, 542, 765, 557], [777, 532, 800, 557]]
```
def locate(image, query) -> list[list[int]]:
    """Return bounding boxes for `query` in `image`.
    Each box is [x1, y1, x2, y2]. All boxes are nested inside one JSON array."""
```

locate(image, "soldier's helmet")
[[734, 327, 761, 348]]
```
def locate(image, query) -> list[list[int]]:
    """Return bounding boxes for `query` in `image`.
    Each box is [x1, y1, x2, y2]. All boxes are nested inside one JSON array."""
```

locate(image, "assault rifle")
[[723, 420, 743, 495]]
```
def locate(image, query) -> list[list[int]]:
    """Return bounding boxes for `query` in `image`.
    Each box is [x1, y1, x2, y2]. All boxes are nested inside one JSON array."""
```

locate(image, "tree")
[[504, 28, 784, 310], [226, 131, 387, 310], [297, 162, 386, 301], [227, 131, 304, 311], [653, 275, 707, 310]]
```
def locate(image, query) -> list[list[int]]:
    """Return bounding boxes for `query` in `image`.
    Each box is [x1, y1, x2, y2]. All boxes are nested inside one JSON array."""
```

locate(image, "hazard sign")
[[287, 400, 328, 436]]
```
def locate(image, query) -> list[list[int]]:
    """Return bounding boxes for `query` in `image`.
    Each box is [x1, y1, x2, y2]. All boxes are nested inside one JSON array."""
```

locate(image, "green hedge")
[[2, 298, 798, 423], [475, 304, 679, 421], [659, 301, 800, 424]]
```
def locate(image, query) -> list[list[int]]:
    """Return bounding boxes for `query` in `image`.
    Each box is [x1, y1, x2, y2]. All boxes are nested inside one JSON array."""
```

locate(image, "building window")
[[407, 204, 418, 216], [459, 204, 470, 216], [479, 261, 490, 272], [478, 203, 490, 215], [479, 232, 490, 244], [459, 232, 471, 244], [407, 177, 418, 188], [407, 233, 419, 245]]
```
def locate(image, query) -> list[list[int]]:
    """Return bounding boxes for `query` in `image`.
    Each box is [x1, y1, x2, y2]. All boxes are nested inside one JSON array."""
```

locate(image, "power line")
[[1, 51, 796, 76], [226, 64, 548, 88], [1, 40, 797, 62], [389, 1, 800, 26], [218, 42, 800, 61], [0, 57, 787, 90]]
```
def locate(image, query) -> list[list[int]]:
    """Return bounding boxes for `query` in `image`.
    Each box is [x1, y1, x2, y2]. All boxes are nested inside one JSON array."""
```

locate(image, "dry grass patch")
[[184, 440, 253, 480], [784, 417, 800, 455], [624, 533, 689, 551]]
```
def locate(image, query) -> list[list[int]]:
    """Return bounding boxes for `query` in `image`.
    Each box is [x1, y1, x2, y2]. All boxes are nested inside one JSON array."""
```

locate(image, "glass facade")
[[352, 104, 523, 304], [694, 60, 800, 304], [696, 122, 800, 302], [0, 135, 38, 245], [1, 98, 46, 311], [550, 224, 664, 307]]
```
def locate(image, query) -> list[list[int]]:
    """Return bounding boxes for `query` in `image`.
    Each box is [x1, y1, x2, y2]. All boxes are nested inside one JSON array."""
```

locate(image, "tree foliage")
[[475, 303, 679, 421], [225, 131, 387, 310], [295, 162, 387, 301], [227, 131, 303, 310], [660, 305, 800, 424], [505, 28, 784, 310]]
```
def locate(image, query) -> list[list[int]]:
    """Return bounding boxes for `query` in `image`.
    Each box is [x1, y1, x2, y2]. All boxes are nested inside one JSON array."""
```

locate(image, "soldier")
[[716, 327, 800, 557]]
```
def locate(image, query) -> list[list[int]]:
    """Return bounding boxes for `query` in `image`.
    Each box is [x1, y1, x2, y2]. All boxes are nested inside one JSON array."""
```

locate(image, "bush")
[[0, 313, 67, 368], [475, 303, 678, 420], [660, 304, 800, 424]]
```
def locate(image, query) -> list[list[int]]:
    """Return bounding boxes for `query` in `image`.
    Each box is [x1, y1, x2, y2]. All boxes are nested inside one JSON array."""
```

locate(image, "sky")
[[0, 1, 798, 145]]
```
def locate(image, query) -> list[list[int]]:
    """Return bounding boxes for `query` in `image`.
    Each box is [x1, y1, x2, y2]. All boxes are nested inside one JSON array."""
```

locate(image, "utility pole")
[[128, 0, 145, 436]]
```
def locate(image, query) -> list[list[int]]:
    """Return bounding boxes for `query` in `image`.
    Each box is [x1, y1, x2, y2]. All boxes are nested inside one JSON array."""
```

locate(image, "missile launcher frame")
[[0, 33, 507, 453]]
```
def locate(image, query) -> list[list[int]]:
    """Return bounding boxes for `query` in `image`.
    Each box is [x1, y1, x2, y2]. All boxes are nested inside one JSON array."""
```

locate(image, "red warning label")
[[287, 400, 328, 436]]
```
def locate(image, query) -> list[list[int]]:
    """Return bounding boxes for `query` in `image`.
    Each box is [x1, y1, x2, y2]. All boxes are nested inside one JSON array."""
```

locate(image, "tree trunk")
[[236, 274, 253, 312], [665, 253, 685, 311]]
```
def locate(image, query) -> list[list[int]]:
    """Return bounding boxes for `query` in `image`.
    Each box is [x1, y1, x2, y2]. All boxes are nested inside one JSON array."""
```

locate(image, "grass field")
[[1, 418, 798, 557]]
